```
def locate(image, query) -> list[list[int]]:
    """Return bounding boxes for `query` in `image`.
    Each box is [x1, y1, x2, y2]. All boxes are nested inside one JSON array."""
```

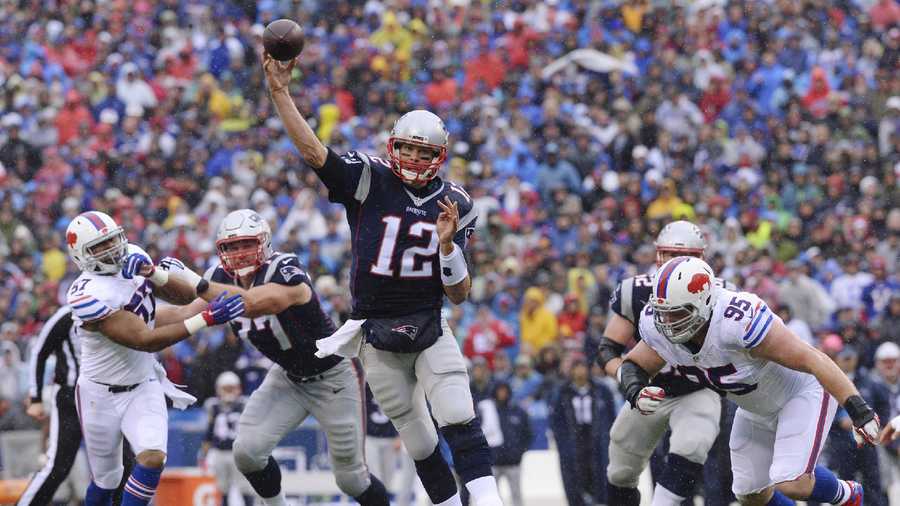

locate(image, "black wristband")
[[597, 336, 627, 369], [844, 394, 874, 427], [618, 360, 651, 408], [196, 279, 210, 296]]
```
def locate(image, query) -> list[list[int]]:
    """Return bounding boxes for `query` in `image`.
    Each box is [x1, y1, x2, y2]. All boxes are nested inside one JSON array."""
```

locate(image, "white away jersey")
[[639, 288, 815, 416], [67, 256, 158, 385]]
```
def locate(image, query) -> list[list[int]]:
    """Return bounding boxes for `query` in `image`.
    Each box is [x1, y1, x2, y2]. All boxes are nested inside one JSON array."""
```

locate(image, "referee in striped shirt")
[[18, 305, 82, 505]]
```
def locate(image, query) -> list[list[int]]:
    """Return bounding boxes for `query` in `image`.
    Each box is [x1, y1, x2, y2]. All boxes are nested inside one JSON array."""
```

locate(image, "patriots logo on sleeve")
[[280, 265, 304, 283]]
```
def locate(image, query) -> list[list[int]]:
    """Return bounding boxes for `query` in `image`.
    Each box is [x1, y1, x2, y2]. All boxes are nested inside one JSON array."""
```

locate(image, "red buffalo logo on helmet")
[[66, 231, 78, 248], [687, 273, 711, 294]]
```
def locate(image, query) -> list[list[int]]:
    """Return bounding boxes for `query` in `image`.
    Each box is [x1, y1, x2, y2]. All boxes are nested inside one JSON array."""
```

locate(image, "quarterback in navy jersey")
[[597, 221, 735, 506], [165, 209, 389, 506], [264, 53, 502, 506]]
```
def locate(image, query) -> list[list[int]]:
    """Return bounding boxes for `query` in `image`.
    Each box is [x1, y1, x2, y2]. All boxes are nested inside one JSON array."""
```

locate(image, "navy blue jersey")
[[204, 396, 247, 450], [609, 274, 737, 396], [365, 385, 398, 438], [314, 148, 477, 319], [206, 253, 342, 378]]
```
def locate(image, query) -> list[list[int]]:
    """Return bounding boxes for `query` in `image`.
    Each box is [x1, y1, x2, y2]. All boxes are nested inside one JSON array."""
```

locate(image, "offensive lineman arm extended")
[[263, 54, 328, 168], [193, 281, 311, 319], [751, 318, 880, 445], [599, 313, 637, 377]]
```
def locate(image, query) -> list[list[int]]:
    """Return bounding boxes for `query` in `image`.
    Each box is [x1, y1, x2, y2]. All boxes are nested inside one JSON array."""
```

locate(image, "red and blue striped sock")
[[808, 465, 850, 504], [121, 464, 162, 505]]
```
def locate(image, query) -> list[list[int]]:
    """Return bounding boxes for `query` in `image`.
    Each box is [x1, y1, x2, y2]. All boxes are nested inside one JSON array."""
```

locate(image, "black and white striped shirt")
[[28, 306, 79, 402]]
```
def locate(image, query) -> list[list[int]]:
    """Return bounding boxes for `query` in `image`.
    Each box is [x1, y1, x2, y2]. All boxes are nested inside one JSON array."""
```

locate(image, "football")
[[263, 19, 305, 62]]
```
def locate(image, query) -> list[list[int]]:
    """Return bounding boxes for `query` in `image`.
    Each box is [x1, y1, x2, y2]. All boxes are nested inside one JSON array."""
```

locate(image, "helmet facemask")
[[656, 247, 705, 268], [84, 229, 128, 275], [387, 138, 447, 186], [651, 301, 709, 344], [216, 236, 267, 277]]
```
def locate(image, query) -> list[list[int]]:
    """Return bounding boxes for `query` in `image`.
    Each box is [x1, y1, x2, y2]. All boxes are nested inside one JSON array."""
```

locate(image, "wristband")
[[439, 243, 468, 286], [196, 279, 210, 296], [184, 314, 208, 335], [844, 394, 875, 426], [148, 268, 169, 287]]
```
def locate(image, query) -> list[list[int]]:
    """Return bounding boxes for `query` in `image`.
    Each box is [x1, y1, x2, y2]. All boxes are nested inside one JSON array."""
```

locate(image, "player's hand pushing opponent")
[[437, 196, 459, 255]]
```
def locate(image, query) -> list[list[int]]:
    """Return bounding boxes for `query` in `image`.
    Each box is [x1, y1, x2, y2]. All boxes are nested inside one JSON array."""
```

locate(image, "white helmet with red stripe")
[[387, 110, 449, 186], [215, 209, 273, 277], [66, 211, 128, 275], [650, 256, 717, 344], [655, 220, 706, 267]]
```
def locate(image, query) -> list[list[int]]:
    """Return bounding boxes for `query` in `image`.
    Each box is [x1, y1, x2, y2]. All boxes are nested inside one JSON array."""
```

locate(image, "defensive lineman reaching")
[[264, 54, 503, 506], [165, 209, 390, 506], [65, 211, 245, 506], [598, 221, 730, 505], [621, 256, 879, 506]]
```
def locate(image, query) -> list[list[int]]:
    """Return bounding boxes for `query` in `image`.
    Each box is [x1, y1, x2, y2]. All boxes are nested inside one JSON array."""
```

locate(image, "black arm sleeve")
[[28, 308, 73, 402], [618, 359, 651, 409], [596, 336, 626, 369]]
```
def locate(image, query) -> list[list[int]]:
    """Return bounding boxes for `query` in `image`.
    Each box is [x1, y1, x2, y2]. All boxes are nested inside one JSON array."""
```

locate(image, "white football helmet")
[[386, 109, 449, 185], [655, 220, 706, 266], [650, 256, 717, 344], [215, 371, 241, 403], [66, 211, 128, 275], [215, 209, 273, 277]]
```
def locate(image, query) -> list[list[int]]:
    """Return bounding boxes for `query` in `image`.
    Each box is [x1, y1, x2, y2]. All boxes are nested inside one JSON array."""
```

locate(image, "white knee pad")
[[93, 466, 124, 490], [607, 440, 643, 489], [395, 416, 439, 460], [232, 438, 268, 474], [333, 465, 370, 497], [430, 372, 475, 427]]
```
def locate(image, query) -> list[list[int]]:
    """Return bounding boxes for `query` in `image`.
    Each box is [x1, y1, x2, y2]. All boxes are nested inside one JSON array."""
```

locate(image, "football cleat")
[[843, 481, 863, 506]]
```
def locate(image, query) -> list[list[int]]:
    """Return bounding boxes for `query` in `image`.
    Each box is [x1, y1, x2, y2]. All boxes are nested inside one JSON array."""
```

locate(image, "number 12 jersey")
[[314, 148, 477, 319]]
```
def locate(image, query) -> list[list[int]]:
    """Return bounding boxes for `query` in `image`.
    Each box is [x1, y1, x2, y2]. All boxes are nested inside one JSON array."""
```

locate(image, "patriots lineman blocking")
[[65, 211, 245, 506], [264, 54, 503, 506], [622, 257, 879, 506], [166, 209, 390, 506], [598, 221, 731, 505]]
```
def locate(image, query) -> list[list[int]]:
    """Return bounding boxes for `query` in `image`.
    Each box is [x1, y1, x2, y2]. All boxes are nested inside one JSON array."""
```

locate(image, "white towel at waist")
[[154, 362, 197, 410], [315, 318, 366, 358]]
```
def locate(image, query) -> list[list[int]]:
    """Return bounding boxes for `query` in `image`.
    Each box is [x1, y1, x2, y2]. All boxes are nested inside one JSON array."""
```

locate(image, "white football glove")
[[634, 386, 665, 415], [881, 415, 900, 444], [853, 414, 881, 447], [158, 256, 203, 286]]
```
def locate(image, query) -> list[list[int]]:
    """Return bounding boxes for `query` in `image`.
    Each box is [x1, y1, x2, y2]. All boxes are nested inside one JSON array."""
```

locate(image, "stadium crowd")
[[0, 0, 898, 503]]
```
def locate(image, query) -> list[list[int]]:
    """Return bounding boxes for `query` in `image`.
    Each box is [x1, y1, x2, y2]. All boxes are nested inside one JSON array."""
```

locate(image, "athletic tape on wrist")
[[184, 314, 208, 335], [440, 243, 468, 286], [148, 268, 169, 287]]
